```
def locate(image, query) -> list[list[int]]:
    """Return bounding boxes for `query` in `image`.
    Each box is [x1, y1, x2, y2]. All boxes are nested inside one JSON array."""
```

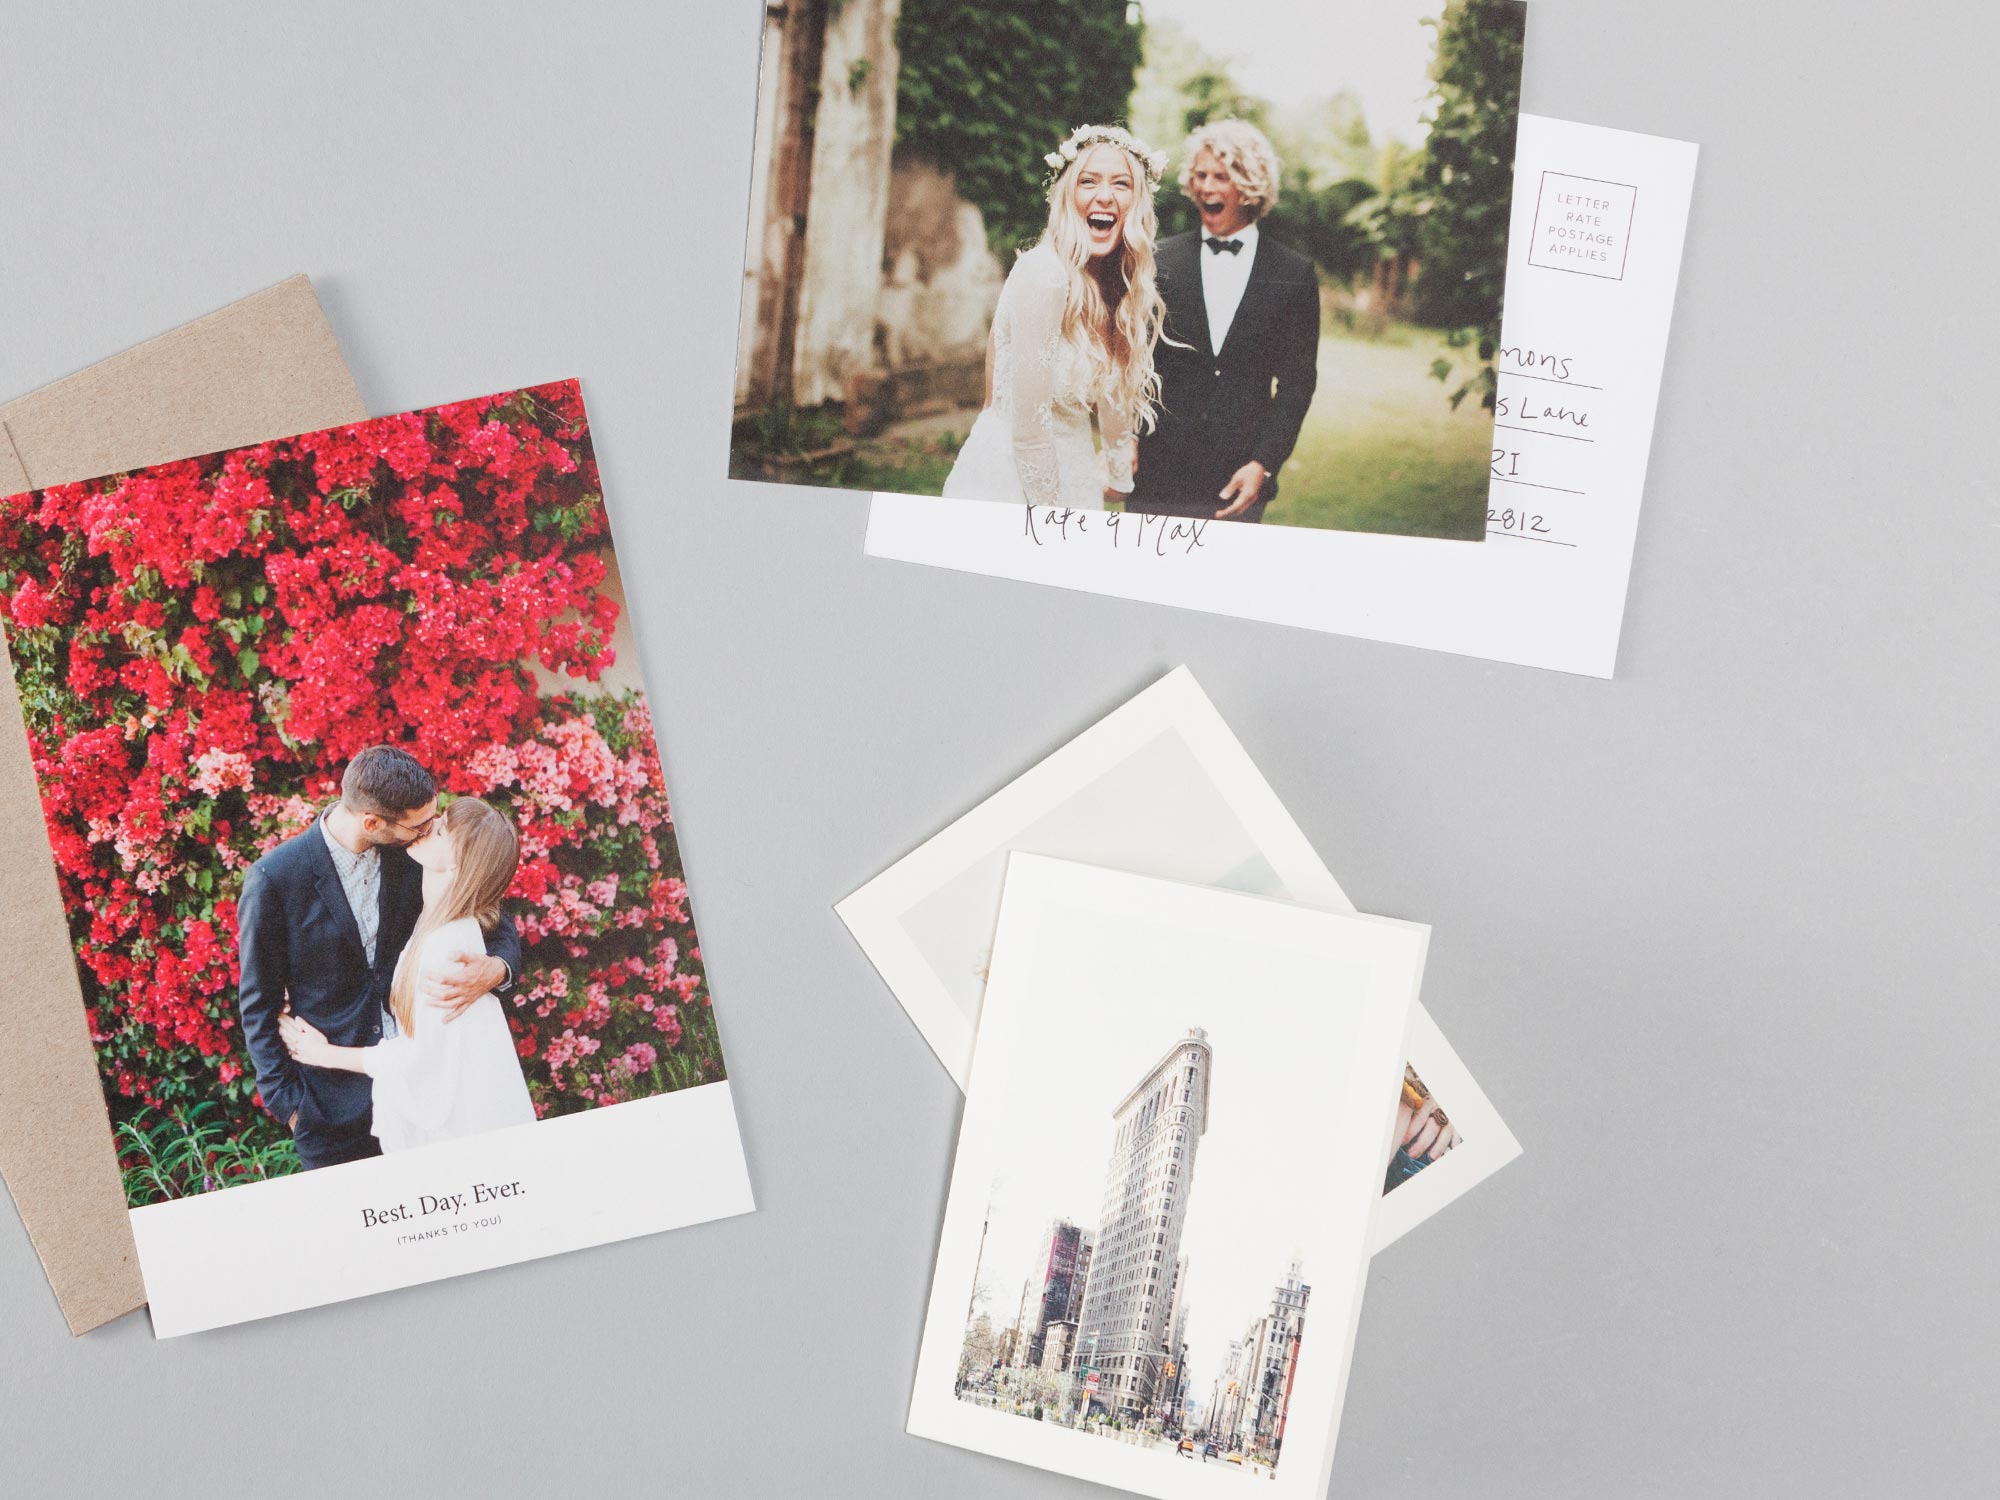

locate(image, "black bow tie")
[[1204, 236, 1244, 255]]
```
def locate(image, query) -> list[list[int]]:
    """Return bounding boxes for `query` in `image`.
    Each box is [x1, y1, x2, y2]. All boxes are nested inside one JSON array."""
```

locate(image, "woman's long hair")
[[388, 796, 519, 1037], [1040, 141, 1170, 435]]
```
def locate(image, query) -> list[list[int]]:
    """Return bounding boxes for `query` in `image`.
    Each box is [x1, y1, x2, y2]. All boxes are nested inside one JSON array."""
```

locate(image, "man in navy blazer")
[[1127, 119, 1320, 526], [235, 746, 523, 1170]]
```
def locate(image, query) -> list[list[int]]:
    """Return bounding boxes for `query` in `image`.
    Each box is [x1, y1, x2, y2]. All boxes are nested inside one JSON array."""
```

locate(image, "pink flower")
[[613, 1041, 658, 1077], [189, 747, 255, 797], [465, 742, 520, 789]]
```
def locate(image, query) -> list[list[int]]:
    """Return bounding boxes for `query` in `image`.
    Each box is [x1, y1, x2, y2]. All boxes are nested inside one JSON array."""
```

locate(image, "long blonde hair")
[[388, 796, 519, 1037], [1040, 139, 1169, 435]]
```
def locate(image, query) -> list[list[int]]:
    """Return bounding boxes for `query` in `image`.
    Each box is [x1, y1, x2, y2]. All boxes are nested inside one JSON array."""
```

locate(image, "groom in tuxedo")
[[1127, 119, 1320, 525], [235, 745, 522, 1169]]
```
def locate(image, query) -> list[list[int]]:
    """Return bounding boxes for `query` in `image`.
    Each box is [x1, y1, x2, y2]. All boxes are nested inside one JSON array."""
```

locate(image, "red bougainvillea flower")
[[0, 383, 721, 1165]]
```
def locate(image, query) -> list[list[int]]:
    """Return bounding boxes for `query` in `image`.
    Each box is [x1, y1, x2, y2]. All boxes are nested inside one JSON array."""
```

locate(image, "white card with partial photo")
[[864, 115, 1700, 677], [837, 667, 1518, 1251], [907, 854, 1422, 1497], [736, 0, 1526, 548], [0, 384, 754, 1336]]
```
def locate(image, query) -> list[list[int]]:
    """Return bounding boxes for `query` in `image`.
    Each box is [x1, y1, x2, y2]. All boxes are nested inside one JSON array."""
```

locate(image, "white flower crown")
[[1042, 124, 1167, 194]]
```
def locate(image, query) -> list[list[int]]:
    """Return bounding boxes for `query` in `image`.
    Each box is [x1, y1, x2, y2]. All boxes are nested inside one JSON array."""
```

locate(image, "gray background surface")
[[2, 2, 1995, 1495]]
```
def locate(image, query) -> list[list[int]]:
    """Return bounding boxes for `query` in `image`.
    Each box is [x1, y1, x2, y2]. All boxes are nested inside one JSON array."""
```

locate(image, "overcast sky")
[[964, 895, 1371, 1411], [1139, 0, 1447, 146]]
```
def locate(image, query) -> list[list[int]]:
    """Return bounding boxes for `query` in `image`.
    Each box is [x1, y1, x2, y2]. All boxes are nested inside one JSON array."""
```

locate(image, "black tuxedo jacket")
[[236, 821, 522, 1139], [1130, 229, 1321, 515]]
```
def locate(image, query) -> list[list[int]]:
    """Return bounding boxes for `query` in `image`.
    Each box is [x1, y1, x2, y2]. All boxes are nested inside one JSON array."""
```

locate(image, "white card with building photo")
[[836, 666, 1519, 1251], [907, 854, 1423, 1496]]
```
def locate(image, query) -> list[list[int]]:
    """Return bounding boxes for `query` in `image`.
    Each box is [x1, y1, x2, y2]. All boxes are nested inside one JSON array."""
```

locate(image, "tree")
[[959, 1313, 1001, 1387], [894, 0, 1144, 256], [1339, 139, 1427, 313], [1271, 171, 1379, 287], [1172, 67, 1267, 136], [1130, 18, 1381, 282], [1407, 0, 1528, 410]]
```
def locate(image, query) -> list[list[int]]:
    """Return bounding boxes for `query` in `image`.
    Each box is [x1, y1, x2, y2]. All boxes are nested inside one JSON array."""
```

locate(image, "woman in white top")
[[942, 123, 1171, 511], [281, 796, 535, 1152]]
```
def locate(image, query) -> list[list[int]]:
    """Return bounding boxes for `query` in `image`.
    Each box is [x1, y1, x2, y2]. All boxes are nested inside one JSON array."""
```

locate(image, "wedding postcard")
[[907, 854, 1424, 1497], [0, 382, 753, 1334], [732, 0, 1528, 543], [838, 666, 1519, 1252], [866, 115, 1702, 676]]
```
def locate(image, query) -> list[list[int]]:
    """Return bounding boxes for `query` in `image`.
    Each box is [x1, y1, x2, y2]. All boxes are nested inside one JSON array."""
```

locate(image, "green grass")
[[1262, 324, 1493, 540], [732, 322, 1491, 537], [823, 429, 963, 495], [730, 417, 966, 497], [115, 1103, 301, 1208]]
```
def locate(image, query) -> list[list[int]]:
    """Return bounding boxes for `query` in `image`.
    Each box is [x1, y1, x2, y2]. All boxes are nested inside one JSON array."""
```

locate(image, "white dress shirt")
[[1199, 218, 1260, 355]]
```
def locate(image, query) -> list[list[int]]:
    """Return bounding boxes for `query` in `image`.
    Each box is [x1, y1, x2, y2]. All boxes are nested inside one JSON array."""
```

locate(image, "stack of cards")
[[839, 669, 1520, 1493]]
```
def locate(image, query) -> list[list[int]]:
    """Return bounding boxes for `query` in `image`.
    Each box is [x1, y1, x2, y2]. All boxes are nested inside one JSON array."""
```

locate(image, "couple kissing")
[[237, 745, 535, 1171]]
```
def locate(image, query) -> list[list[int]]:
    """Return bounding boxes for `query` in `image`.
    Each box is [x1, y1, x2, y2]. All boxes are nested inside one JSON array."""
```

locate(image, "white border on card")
[[906, 855, 1425, 1498], [836, 667, 1519, 1250], [133, 1082, 755, 1336]]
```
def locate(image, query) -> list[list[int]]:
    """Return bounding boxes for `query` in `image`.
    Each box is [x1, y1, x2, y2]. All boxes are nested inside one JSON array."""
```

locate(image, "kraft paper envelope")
[[0, 276, 366, 1333]]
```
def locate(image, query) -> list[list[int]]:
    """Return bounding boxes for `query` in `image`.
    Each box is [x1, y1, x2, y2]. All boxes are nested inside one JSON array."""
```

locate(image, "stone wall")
[[789, 0, 902, 408], [733, 2, 792, 411], [736, 1, 1004, 423], [877, 156, 1003, 374]]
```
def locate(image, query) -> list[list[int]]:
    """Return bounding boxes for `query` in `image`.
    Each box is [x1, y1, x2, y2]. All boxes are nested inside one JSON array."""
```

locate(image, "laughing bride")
[[943, 124, 1170, 510]]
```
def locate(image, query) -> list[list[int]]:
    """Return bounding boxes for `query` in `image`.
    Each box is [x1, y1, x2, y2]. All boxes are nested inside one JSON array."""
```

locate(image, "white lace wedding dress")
[[943, 242, 1135, 509], [364, 916, 536, 1152]]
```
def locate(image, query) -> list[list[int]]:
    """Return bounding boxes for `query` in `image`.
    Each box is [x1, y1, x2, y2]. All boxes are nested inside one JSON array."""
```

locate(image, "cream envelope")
[[0, 276, 366, 1333]]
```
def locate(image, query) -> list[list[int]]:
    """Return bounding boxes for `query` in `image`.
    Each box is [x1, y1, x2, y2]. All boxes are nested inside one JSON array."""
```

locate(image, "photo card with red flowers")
[[0, 381, 753, 1335]]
